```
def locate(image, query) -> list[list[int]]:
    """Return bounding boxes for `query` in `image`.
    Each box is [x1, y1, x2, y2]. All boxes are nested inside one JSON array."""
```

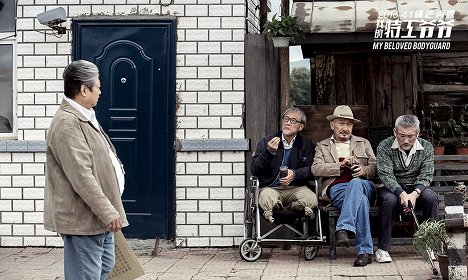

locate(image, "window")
[[0, 0, 16, 136]]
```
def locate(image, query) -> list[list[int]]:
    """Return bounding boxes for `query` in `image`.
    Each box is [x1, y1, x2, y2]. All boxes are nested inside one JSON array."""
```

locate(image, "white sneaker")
[[428, 249, 436, 261], [375, 249, 392, 263]]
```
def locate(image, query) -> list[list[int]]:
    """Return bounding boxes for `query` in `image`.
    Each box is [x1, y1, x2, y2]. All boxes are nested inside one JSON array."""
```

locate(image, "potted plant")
[[423, 103, 450, 155], [263, 14, 305, 47]]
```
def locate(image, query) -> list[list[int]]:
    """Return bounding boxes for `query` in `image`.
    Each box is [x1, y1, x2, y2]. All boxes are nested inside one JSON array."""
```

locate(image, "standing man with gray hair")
[[376, 115, 438, 263], [44, 60, 128, 279]]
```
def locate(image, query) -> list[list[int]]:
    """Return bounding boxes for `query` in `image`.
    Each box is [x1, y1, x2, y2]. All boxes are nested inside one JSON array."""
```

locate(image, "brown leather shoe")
[[353, 253, 373, 266], [335, 230, 350, 247]]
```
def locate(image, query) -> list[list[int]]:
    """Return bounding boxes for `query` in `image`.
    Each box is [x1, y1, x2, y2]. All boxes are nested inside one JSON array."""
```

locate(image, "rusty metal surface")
[[292, 0, 468, 33]]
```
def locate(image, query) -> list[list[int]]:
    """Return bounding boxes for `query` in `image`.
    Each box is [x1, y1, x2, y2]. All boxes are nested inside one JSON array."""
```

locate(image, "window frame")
[[0, 40, 17, 139]]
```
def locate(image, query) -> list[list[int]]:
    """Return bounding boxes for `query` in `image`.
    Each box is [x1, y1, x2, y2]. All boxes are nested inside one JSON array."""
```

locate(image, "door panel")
[[72, 20, 176, 238]]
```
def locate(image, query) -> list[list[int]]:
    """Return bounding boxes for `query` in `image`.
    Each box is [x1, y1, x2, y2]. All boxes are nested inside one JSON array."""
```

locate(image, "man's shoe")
[[353, 253, 373, 267], [335, 230, 350, 247], [375, 248, 392, 263]]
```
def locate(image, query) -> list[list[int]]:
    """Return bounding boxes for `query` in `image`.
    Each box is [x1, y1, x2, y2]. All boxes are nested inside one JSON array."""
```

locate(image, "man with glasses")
[[251, 108, 317, 223], [312, 105, 376, 266], [375, 115, 438, 263]]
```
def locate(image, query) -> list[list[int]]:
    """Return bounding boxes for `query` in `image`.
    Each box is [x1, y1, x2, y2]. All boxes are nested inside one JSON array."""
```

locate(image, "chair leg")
[[329, 215, 337, 259]]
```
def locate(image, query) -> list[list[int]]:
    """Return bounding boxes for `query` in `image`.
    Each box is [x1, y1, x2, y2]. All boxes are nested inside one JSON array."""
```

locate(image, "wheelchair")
[[239, 176, 327, 261]]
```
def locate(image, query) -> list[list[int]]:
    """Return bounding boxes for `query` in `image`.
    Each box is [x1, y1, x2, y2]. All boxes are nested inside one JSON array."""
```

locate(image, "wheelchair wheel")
[[302, 245, 319, 261], [239, 238, 262, 262]]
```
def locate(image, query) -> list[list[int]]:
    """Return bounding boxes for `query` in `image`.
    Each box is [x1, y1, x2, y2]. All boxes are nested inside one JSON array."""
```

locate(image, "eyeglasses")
[[282, 116, 303, 124], [396, 133, 417, 140]]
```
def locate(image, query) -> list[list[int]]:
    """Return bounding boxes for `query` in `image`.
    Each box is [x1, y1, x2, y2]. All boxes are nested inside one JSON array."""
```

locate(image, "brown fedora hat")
[[326, 105, 361, 123]]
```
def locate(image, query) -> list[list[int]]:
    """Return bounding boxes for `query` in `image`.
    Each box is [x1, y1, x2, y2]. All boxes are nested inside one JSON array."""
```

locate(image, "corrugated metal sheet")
[[292, 0, 468, 33]]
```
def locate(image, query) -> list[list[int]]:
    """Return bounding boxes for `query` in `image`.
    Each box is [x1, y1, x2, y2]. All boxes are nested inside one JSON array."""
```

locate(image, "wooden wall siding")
[[245, 34, 280, 170], [296, 105, 369, 145], [422, 52, 468, 85]]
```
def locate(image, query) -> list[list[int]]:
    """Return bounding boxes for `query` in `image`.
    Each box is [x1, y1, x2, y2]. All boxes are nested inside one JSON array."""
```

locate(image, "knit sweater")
[[376, 136, 434, 196]]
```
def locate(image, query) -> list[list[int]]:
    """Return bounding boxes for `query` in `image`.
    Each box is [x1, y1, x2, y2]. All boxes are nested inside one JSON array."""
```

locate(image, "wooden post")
[[279, 0, 290, 114], [153, 237, 160, 256]]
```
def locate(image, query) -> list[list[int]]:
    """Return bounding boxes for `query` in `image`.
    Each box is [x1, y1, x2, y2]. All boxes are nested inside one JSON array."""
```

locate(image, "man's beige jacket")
[[44, 100, 128, 235], [312, 135, 377, 199]]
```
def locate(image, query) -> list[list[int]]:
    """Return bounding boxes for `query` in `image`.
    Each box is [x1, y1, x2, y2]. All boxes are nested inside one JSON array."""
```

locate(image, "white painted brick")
[[185, 54, 209, 66], [34, 68, 57, 80], [222, 67, 244, 78], [176, 212, 186, 225], [233, 187, 244, 199], [210, 212, 232, 224], [222, 91, 244, 103], [176, 130, 185, 139], [176, 175, 197, 186], [24, 130, 46, 140], [210, 130, 232, 138], [81, 0, 104, 3], [223, 200, 243, 211], [209, 30, 232, 41], [185, 5, 208, 16], [13, 200, 35, 211], [198, 42, 220, 53], [46, 80, 63, 92], [161, 5, 183, 16], [46, 56, 68, 67], [34, 43, 57, 55], [198, 17, 221, 29], [209, 104, 232, 115], [17, 81, 23, 93], [199, 225, 221, 236], [186, 188, 209, 199], [222, 0, 244, 3], [12, 175, 34, 187], [176, 79, 186, 91], [35, 225, 51, 236], [178, 117, 197, 128], [223, 224, 243, 236], [35, 153, 46, 163], [17, 93, 35, 105], [232, 4, 245, 16], [0, 164, 22, 175], [0, 224, 12, 235], [198, 0, 220, 3], [17, 68, 34, 80], [0, 200, 12, 211], [178, 17, 197, 28], [222, 42, 244, 53], [17, 44, 34, 55], [46, 236, 64, 247], [198, 152, 221, 162], [126, 0, 148, 3], [12, 153, 34, 163], [186, 79, 209, 91], [198, 67, 220, 78], [185, 163, 209, 174], [233, 79, 244, 90], [91, 5, 114, 14], [16, 18, 34, 30], [176, 152, 198, 162], [222, 151, 244, 162], [2, 212, 23, 223], [58, 0, 80, 4], [199, 200, 221, 212], [210, 163, 232, 174], [176, 188, 185, 200], [177, 225, 198, 236], [23, 56, 45, 67], [232, 29, 245, 41], [198, 117, 220, 128], [211, 237, 233, 246], [22, 31, 46, 43], [185, 130, 208, 139], [178, 91, 197, 103], [210, 80, 232, 91], [185, 30, 209, 41], [23, 5, 45, 17], [232, 163, 245, 175], [35, 176, 45, 187], [177, 67, 197, 79], [176, 163, 185, 175], [222, 17, 245, 28], [57, 43, 72, 54], [222, 175, 244, 186], [23, 81, 46, 92], [171, 0, 197, 4], [177, 200, 198, 212], [24, 212, 43, 223], [23, 188, 44, 199], [13, 225, 35, 236], [23, 164, 44, 174], [35, 200, 44, 211], [198, 175, 221, 186], [69, 5, 91, 16], [176, 55, 185, 67], [232, 104, 243, 115], [209, 5, 232, 16], [24, 237, 45, 246], [185, 104, 208, 116], [0, 176, 12, 187], [233, 54, 244, 65], [46, 105, 60, 116], [198, 92, 220, 103], [222, 116, 242, 128], [209, 54, 232, 66], [186, 213, 209, 224], [1, 237, 23, 246], [186, 237, 209, 246], [35, 117, 53, 129], [210, 188, 232, 199], [0, 154, 12, 162]]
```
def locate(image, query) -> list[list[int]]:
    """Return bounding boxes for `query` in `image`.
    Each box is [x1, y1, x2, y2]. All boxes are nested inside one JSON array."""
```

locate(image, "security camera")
[[37, 7, 66, 26]]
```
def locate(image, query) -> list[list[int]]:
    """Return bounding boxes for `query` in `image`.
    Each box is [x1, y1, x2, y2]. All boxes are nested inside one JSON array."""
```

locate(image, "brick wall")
[[0, 0, 260, 247]]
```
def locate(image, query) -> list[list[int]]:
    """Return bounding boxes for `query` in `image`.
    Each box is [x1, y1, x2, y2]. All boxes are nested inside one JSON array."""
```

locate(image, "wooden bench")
[[323, 154, 468, 259]]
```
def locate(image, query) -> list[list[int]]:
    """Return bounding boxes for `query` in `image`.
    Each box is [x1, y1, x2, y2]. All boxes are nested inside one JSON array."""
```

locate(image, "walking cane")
[[408, 200, 439, 276]]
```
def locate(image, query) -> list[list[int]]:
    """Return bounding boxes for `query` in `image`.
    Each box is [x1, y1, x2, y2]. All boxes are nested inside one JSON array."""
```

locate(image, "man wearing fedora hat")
[[312, 105, 377, 266]]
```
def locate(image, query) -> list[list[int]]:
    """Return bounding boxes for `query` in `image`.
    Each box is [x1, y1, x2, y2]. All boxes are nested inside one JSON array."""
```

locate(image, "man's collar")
[[391, 137, 424, 152], [282, 133, 296, 149], [331, 134, 351, 144], [64, 96, 95, 122]]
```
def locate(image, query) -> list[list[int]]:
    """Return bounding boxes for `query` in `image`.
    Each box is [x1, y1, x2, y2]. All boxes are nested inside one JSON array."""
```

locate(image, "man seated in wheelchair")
[[251, 107, 318, 224]]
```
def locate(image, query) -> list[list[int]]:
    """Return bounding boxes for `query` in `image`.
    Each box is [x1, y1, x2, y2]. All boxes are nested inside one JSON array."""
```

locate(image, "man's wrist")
[[414, 189, 421, 196]]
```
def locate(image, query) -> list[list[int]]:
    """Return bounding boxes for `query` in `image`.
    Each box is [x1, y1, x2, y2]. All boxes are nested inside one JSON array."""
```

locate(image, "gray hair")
[[282, 107, 307, 124], [395, 115, 420, 131], [63, 60, 99, 98]]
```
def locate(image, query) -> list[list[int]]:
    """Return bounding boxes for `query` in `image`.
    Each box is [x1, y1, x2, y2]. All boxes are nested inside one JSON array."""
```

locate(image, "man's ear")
[[393, 128, 398, 137], [298, 123, 304, 131], [329, 121, 334, 130], [80, 85, 87, 96]]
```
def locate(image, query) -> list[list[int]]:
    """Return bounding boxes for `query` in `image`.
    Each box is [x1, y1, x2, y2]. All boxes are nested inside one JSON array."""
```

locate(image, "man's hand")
[[267, 137, 281, 154], [340, 156, 356, 167], [399, 191, 418, 213], [279, 169, 294, 186], [351, 165, 366, 178], [107, 217, 122, 232]]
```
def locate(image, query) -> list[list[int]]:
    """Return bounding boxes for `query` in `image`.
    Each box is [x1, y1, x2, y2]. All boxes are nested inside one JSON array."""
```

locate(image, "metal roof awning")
[[292, 0, 468, 33]]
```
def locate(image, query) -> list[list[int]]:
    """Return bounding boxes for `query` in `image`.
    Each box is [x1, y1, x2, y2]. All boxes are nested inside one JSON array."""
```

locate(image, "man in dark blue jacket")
[[251, 108, 317, 223]]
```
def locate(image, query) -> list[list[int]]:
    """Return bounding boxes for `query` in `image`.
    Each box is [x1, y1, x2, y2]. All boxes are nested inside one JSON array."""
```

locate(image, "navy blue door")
[[72, 20, 176, 238]]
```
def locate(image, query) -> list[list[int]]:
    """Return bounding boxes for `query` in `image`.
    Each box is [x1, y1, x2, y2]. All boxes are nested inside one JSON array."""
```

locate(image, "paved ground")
[[0, 245, 443, 280]]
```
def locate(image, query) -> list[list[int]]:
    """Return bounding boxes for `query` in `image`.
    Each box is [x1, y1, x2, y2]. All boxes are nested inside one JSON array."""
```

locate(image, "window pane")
[[0, 44, 13, 133], [0, 0, 16, 33]]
